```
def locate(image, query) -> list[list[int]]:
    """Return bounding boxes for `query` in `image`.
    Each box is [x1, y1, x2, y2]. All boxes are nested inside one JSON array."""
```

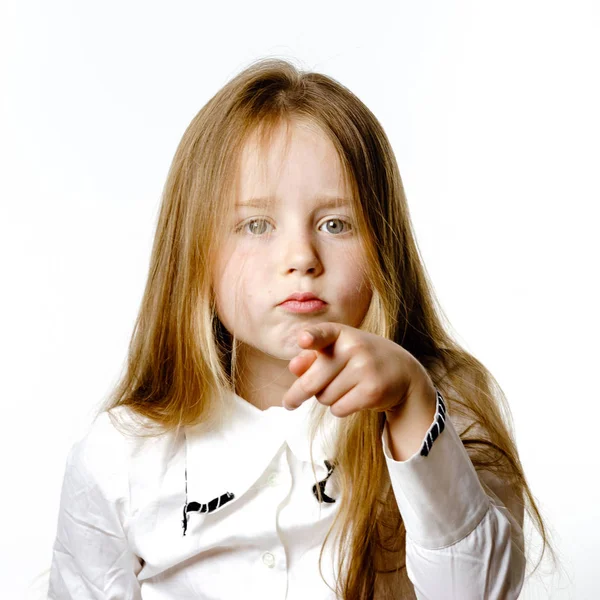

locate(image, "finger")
[[299, 322, 343, 353], [282, 351, 345, 410], [288, 350, 318, 377], [310, 367, 357, 410], [326, 383, 365, 418]]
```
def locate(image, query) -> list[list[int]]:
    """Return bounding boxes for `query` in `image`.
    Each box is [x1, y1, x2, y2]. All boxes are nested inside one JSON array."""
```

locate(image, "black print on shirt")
[[182, 492, 235, 536], [181, 458, 237, 536], [312, 459, 337, 503], [419, 388, 446, 457], [188, 492, 236, 514]]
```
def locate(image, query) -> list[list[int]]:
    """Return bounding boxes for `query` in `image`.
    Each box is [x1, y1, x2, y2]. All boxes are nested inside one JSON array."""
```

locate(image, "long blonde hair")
[[100, 57, 558, 598]]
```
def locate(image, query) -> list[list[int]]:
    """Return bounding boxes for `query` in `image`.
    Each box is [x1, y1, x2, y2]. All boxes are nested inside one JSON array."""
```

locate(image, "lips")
[[279, 292, 325, 304], [278, 297, 327, 314]]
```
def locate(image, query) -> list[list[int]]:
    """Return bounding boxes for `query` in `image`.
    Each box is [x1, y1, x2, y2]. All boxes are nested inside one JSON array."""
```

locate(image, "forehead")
[[236, 120, 350, 205]]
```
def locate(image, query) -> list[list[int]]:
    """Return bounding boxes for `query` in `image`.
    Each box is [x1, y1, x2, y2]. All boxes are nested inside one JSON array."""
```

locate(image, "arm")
[[383, 385, 526, 600], [48, 417, 143, 600]]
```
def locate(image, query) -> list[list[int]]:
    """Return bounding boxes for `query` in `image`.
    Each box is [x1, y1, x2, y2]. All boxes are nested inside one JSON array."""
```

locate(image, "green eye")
[[236, 217, 352, 236], [236, 219, 273, 235], [319, 218, 352, 235]]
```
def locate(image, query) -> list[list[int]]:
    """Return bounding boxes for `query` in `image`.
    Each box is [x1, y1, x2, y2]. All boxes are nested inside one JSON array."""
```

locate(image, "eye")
[[235, 217, 352, 236], [236, 218, 273, 235], [319, 218, 352, 235]]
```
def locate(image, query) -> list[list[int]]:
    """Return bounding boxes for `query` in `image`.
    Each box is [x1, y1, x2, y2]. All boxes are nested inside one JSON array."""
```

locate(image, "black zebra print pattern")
[[182, 454, 238, 536], [312, 459, 336, 503], [187, 492, 236, 514], [182, 492, 236, 535], [419, 388, 446, 457]]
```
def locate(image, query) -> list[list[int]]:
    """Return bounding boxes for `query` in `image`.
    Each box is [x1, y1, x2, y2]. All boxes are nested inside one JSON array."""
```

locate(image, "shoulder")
[[63, 406, 166, 499]]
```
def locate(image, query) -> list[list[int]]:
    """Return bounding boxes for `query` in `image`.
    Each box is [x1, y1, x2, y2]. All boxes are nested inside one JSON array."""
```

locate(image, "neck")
[[235, 345, 298, 411]]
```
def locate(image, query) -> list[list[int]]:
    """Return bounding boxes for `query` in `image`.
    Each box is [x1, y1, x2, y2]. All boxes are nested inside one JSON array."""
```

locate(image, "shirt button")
[[262, 552, 275, 568], [267, 473, 279, 486]]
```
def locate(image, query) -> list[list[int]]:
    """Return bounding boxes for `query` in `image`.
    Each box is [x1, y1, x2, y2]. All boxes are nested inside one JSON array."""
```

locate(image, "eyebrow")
[[235, 196, 350, 209]]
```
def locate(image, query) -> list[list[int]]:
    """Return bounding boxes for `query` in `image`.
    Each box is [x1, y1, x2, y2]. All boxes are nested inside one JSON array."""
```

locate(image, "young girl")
[[48, 58, 554, 599]]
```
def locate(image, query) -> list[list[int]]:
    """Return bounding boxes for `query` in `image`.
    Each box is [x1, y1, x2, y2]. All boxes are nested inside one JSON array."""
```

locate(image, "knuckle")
[[298, 377, 315, 395], [353, 355, 370, 373], [364, 381, 382, 400], [346, 341, 365, 357]]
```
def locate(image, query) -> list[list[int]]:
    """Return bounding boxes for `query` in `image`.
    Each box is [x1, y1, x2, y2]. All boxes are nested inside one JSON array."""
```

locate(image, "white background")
[[1, 1, 598, 598]]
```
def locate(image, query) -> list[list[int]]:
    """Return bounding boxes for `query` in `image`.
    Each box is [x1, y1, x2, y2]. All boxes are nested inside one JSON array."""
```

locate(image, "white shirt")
[[48, 388, 525, 599]]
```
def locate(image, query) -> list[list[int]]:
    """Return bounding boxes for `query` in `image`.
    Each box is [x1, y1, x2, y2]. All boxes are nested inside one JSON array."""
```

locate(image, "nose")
[[279, 229, 323, 276]]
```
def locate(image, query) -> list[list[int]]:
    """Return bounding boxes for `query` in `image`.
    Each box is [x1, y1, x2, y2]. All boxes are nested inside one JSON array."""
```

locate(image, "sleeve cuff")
[[382, 389, 490, 549]]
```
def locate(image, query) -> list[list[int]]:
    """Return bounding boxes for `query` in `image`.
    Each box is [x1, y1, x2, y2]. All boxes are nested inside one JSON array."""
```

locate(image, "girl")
[[48, 58, 554, 599]]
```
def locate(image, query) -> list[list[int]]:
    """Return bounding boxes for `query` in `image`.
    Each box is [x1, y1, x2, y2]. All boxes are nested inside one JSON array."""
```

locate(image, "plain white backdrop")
[[1, 0, 598, 598]]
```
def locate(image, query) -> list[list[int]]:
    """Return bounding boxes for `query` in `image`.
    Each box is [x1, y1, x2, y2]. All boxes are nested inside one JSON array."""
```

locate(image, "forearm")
[[384, 373, 437, 462], [380, 381, 525, 599]]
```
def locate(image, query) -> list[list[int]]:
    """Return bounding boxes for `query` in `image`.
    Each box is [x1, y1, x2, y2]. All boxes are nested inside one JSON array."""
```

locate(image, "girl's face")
[[213, 120, 372, 363]]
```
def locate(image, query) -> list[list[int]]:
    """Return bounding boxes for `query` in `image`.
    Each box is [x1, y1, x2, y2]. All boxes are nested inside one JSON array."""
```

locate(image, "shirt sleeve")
[[48, 414, 143, 600], [382, 389, 526, 600]]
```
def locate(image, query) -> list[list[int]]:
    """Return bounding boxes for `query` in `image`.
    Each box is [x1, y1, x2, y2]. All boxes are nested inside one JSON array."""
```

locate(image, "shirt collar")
[[182, 391, 339, 529]]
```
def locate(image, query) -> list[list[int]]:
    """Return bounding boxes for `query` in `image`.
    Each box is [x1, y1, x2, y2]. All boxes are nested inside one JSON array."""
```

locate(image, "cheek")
[[214, 250, 264, 313], [214, 271, 247, 334], [229, 246, 272, 287], [341, 277, 372, 308], [335, 250, 371, 296]]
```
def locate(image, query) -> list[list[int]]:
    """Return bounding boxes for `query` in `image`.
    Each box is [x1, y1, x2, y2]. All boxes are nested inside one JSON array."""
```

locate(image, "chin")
[[239, 337, 297, 362], [268, 343, 302, 361]]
